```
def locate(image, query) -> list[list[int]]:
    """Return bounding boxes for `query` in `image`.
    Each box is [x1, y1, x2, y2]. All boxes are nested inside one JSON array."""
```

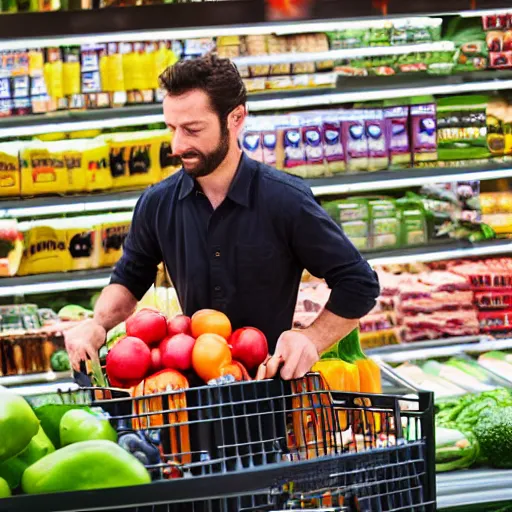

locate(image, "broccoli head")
[[474, 406, 512, 469]]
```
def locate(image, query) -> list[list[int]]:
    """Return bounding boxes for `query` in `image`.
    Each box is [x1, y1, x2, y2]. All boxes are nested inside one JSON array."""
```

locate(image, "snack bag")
[[322, 115, 345, 174], [0, 142, 22, 197], [93, 212, 133, 268]]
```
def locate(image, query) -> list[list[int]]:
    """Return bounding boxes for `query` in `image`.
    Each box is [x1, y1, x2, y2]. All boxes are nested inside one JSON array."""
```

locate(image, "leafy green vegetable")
[[474, 406, 512, 469], [435, 427, 479, 472]]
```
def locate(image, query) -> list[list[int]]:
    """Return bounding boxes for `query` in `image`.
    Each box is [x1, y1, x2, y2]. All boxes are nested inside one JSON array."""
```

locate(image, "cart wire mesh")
[[2, 374, 436, 512]]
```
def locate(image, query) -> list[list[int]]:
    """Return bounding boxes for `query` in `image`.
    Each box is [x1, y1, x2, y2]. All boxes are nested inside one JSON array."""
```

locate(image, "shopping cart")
[[0, 375, 436, 512]]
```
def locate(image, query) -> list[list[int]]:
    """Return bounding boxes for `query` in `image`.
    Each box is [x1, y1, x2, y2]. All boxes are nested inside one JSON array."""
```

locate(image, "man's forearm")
[[93, 284, 138, 334], [302, 308, 359, 355]]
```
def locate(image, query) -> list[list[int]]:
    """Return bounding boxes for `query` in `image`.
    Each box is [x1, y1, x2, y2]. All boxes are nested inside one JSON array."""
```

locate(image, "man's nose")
[[171, 130, 186, 156]]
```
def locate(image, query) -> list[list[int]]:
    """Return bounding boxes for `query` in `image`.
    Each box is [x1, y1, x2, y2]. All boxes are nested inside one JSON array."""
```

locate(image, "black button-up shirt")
[[111, 153, 380, 351]]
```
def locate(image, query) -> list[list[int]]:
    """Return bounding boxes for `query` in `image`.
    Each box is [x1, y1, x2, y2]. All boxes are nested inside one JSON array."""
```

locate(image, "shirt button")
[[214, 285, 221, 292], [214, 251, 221, 258]]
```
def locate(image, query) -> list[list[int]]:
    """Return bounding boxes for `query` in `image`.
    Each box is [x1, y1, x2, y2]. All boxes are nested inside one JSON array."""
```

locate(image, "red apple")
[[126, 309, 168, 345], [108, 374, 142, 389], [160, 333, 196, 371], [229, 327, 268, 370], [150, 347, 162, 372], [106, 336, 151, 382], [167, 314, 191, 336]]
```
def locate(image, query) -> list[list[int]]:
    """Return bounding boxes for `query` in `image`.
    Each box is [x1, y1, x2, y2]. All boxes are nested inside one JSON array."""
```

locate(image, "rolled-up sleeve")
[[291, 192, 380, 319], [110, 191, 162, 301]]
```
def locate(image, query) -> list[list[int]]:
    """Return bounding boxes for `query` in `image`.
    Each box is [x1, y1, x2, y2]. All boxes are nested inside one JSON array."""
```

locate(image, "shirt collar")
[[178, 153, 256, 207]]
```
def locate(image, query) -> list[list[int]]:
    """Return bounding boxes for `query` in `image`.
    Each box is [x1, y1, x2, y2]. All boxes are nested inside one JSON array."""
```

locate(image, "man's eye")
[[186, 128, 200, 135]]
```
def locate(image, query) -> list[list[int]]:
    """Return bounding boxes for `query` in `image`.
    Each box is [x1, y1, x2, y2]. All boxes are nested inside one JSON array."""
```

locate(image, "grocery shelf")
[[365, 239, 512, 267], [0, 370, 72, 387], [437, 469, 512, 510], [373, 337, 512, 364], [0, 268, 112, 296], [4, 161, 512, 218], [233, 41, 454, 66], [0, 190, 140, 219], [308, 161, 512, 197], [1, 240, 512, 296], [0, 0, 509, 46], [5, 71, 512, 137]]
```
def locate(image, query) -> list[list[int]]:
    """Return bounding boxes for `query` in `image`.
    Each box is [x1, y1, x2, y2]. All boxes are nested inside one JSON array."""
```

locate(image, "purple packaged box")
[[410, 103, 438, 164], [281, 122, 306, 171], [365, 109, 388, 171], [384, 106, 411, 167], [241, 130, 263, 163], [322, 118, 345, 173], [342, 111, 368, 172], [302, 120, 325, 178]]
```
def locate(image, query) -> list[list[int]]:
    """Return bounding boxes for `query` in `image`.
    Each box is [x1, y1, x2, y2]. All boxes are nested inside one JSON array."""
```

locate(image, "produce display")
[[104, 308, 269, 388], [0, 385, 152, 496]]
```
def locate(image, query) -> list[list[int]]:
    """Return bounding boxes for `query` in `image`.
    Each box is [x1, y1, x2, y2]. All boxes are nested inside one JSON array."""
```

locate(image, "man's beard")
[[180, 125, 230, 179]]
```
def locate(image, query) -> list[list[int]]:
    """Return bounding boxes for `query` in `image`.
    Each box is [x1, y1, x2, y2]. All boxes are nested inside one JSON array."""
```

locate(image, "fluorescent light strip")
[[248, 78, 512, 112], [233, 42, 454, 66], [0, 114, 163, 139], [0, 276, 110, 296], [310, 168, 512, 195], [367, 242, 512, 267], [459, 8, 511, 18], [0, 198, 138, 218], [0, 17, 439, 52]]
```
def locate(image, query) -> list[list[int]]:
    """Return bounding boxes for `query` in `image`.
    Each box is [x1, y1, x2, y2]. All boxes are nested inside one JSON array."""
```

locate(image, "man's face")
[[163, 89, 230, 178]]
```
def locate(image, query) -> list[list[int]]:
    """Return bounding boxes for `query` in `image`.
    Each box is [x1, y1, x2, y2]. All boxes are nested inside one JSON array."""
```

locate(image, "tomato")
[[229, 327, 268, 370], [106, 336, 151, 382], [126, 309, 168, 346], [191, 309, 232, 340], [192, 333, 232, 383]]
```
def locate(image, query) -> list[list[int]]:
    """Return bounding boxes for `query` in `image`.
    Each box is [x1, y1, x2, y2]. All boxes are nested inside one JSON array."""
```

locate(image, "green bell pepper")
[[0, 386, 39, 462], [22, 440, 151, 494], [60, 409, 117, 446], [0, 477, 11, 498]]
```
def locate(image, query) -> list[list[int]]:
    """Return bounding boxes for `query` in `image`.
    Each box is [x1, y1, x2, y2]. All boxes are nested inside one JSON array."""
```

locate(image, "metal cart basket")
[[0, 374, 436, 512]]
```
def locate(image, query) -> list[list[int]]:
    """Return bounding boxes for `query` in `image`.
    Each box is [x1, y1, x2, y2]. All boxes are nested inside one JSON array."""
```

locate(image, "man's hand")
[[64, 319, 106, 372], [262, 330, 319, 380]]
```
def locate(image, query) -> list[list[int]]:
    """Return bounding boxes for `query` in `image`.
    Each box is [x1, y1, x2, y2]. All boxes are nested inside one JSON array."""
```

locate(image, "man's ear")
[[229, 105, 247, 129]]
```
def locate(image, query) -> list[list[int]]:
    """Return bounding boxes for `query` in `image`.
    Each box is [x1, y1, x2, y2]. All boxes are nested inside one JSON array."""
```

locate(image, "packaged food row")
[[15, 211, 132, 276], [241, 98, 437, 177], [0, 129, 180, 197], [482, 12, 512, 69]]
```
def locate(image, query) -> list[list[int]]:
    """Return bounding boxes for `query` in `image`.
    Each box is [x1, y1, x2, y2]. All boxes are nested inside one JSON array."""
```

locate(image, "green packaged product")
[[21, 440, 151, 494], [369, 198, 399, 250], [437, 95, 490, 161], [398, 202, 428, 247]]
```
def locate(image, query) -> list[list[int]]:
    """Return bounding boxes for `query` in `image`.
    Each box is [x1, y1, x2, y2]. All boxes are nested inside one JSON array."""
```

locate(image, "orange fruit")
[[192, 333, 232, 382], [191, 309, 232, 340]]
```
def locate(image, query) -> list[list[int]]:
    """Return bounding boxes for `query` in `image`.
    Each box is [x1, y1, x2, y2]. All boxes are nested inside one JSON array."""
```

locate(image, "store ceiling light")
[[367, 242, 512, 267]]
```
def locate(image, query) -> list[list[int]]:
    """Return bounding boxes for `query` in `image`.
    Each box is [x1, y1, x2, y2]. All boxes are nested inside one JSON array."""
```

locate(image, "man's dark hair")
[[159, 54, 247, 122]]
